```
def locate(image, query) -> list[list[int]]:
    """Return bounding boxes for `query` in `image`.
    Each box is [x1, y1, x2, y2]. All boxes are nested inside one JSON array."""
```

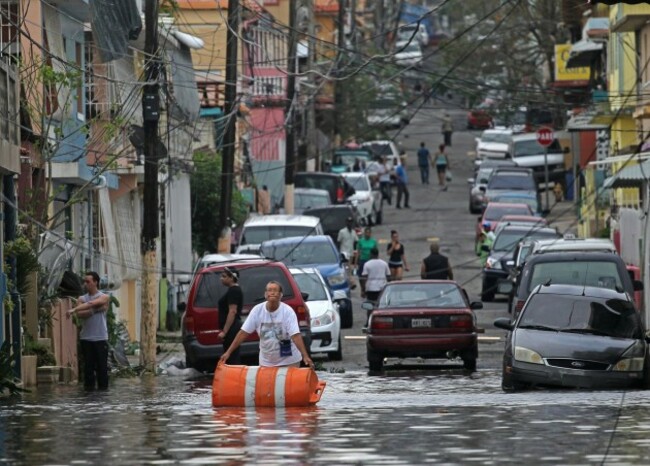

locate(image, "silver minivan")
[[235, 214, 324, 254], [506, 133, 568, 189]]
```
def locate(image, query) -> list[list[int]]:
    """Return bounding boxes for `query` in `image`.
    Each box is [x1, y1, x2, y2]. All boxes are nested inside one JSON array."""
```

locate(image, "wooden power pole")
[[284, 0, 298, 214], [218, 0, 239, 251], [141, 0, 161, 372], [334, 0, 346, 146]]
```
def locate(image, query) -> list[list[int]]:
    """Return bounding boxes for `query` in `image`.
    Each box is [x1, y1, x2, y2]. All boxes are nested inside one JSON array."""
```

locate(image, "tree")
[[190, 150, 248, 255]]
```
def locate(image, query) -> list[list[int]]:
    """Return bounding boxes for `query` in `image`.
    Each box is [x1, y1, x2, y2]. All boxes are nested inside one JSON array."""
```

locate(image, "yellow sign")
[[555, 44, 590, 82]]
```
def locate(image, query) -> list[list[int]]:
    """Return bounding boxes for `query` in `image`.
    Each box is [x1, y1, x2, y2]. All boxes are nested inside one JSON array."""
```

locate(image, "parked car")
[[483, 167, 538, 206], [492, 215, 549, 237], [180, 259, 311, 371], [396, 23, 429, 47], [473, 156, 517, 173], [341, 172, 383, 225], [278, 188, 330, 214], [235, 214, 324, 254], [367, 102, 410, 130], [505, 133, 568, 188], [475, 129, 512, 161], [504, 251, 644, 315], [303, 204, 362, 244], [361, 140, 401, 170], [481, 225, 560, 302], [467, 109, 493, 130], [394, 40, 423, 67], [476, 202, 535, 245], [260, 235, 353, 328], [331, 148, 374, 174], [192, 253, 261, 277], [488, 192, 541, 216], [295, 172, 356, 205], [495, 284, 650, 391], [290, 267, 343, 360], [363, 280, 483, 372]]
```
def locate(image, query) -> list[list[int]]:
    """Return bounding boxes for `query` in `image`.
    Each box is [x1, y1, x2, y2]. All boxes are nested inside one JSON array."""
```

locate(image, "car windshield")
[[398, 43, 421, 53], [528, 261, 624, 292], [292, 272, 329, 301], [378, 283, 467, 309], [241, 226, 316, 245], [476, 168, 493, 184], [304, 208, 352, 231], [295, 193, 329, 210], [493, 229, 557, 252], [365, 143, 394, 157], [194, 266, 294, 307], [484, 204, 532, 221], [488, 174, 536, 190], [481, 132, 511, 143], [513, 139, 562, 157], [344, 175, 371, 191], [262, 241, 339, 265], [491, 196, 538, 211], [334, 153, 372, 167], [295, 175, 336, 193], [519, 294, 641, 339]]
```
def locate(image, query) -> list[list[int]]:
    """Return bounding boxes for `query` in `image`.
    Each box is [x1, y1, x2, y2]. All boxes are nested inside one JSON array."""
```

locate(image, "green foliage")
[[0, 341, 26, 396], [23, 335, 56, 367], [190, 151, 248, 255], [4, 236, 40, 297], [106, 295, 122, 347]]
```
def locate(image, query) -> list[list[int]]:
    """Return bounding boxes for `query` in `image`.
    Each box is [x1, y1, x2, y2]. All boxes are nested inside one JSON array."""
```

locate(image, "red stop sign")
[[536, 127, 554, 147]]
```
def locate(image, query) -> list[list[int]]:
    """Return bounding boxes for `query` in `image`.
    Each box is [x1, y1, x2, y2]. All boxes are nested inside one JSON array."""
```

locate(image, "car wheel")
[[501, 373, 526, 392], [640, 355, 650, 389], [329, 336, 343, 361], [368, 350, 383, 372], [463, 357, 477, 372], [339, 300, 353, 329]]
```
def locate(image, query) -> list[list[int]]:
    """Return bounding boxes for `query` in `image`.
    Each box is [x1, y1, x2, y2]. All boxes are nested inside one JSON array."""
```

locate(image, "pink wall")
[[51, 298, 78, 381], [249, 107, 286, 162]]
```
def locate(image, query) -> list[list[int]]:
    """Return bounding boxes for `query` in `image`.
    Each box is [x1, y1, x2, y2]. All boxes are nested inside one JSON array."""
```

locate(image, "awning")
[[566, 39, 603, 69], [603, 160, 650, 189]]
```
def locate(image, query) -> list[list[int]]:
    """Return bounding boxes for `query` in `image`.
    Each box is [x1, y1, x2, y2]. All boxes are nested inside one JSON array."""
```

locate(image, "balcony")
[[610, 4, 650, 33]]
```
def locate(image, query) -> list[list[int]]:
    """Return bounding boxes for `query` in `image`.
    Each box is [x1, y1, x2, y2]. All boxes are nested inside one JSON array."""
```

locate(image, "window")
[[293, 273, 328, 301], [0, 1, 19, 64], [241, 225, 317, 245], [529, 261, 623, 292], [261, 241, 338, 266], [378, 283, 466, 309]]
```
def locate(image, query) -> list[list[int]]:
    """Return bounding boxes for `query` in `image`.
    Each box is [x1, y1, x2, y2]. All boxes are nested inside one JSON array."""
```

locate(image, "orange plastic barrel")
[[212, 363, 326, 407]]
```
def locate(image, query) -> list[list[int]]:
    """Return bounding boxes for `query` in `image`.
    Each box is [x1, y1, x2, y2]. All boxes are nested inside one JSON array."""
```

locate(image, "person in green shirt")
[[475, 224, 494, 267], [355, 226, 378, 278]]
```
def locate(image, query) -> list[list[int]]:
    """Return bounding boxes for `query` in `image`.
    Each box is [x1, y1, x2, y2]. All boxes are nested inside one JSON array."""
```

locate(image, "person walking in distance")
[[217, 267, 244, 364], [66, 271, 110, 390], [434, 144, 450, 190], [395, 153, 410, 209], [356, 226, 378, 297], [377, 156, 393, 205], [441, 112, 453, 147], [337, 216, 359, 288], [361, 248, 391, 323], [220, 281, 314, 369], [421, 242, 454, 280], [387, 230, 409, 280], [417, 142, 431, 184]]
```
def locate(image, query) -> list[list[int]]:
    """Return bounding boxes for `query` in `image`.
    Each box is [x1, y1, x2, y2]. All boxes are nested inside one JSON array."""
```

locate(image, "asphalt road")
[[321, 97, 512, 373]]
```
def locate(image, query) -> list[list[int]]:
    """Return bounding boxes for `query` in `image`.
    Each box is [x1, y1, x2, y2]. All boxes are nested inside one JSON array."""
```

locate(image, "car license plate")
[[411, 318, 431, 328]]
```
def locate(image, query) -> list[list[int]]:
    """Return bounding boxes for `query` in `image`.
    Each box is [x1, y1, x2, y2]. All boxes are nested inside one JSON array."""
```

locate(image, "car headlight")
[[311, 309, 336, 328], [612, 342, 646, 372], [514, 346, 544, 365], [486, 257, 502, 270], [328, 272, 346, 287]]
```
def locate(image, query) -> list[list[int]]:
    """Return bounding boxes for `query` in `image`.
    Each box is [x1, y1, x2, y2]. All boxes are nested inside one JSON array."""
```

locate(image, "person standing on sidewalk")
[[417, 142, 431, 184], [66, 271, 110, 390], [217, 267, 244, 364], [434, 144, 450, 190], [441, 113, 453, 147], [395, 154, 410, 209], [219, 281, 314, 369]]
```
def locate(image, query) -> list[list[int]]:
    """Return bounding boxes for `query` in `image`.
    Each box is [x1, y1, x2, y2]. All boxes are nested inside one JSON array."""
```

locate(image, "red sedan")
[[363, 281, 482, 372], [467, 109, 493, 130]]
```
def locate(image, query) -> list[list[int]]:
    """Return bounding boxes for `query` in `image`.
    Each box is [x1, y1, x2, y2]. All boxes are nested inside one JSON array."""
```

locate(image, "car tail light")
[[296, 304, 310, 328], [449, 315, 472, 328], [336, 186, 344, 202], [371, 316, 393, 329], [514, 300, 525, 313], [184, 315, 195, 335]]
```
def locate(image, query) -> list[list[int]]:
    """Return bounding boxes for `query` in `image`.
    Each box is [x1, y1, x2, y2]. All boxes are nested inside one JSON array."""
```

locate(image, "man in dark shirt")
[[421, 242, 454, 280], [417, 142, 431, 185], [218, 267, 244, 364]]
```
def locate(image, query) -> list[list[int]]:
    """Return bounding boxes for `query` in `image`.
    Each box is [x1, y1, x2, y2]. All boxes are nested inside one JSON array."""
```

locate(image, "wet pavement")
[[2, 370, 650, 465]]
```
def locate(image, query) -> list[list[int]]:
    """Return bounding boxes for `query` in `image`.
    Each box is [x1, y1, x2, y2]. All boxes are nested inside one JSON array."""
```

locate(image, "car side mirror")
[[361, 301, 374, 311], [497, 280, 514, 295], [301, 292, 310, 301], [634, 280, 644, 291], [177, 302, 186, 312], [470, 301, 483, 310], [494, 317, 513, 331]]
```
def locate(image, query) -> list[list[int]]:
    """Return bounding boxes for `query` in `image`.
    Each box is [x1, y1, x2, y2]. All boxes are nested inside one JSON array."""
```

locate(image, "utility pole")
[[284, 0, 298, 214], [141, 0, 161, 372], [218, 0, 239, 251], [334, 0, 346, 147], [305, 0, 316, 170]]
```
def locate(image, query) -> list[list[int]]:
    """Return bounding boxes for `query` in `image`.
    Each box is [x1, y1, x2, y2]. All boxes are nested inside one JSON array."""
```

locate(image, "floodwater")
[[2, 369, 650, 465]]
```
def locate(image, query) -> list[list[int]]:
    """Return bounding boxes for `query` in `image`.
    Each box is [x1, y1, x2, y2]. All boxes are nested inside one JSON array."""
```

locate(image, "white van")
[[235, 215, 324, 254]]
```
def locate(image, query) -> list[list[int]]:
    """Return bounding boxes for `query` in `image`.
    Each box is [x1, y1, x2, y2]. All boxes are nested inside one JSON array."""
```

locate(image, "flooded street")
[[2, 370, 650, 465]]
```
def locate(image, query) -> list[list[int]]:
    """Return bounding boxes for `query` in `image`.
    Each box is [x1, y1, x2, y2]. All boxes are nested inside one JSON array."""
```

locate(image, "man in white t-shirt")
[[337, 216, 359, 288], [376, 157, 393, 205], [219, 281, 314, 368], [361, 248, 391, 303]]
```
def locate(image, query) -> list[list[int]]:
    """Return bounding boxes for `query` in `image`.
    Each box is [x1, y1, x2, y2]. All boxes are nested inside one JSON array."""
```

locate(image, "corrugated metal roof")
[[603, 160, 650, 189]]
